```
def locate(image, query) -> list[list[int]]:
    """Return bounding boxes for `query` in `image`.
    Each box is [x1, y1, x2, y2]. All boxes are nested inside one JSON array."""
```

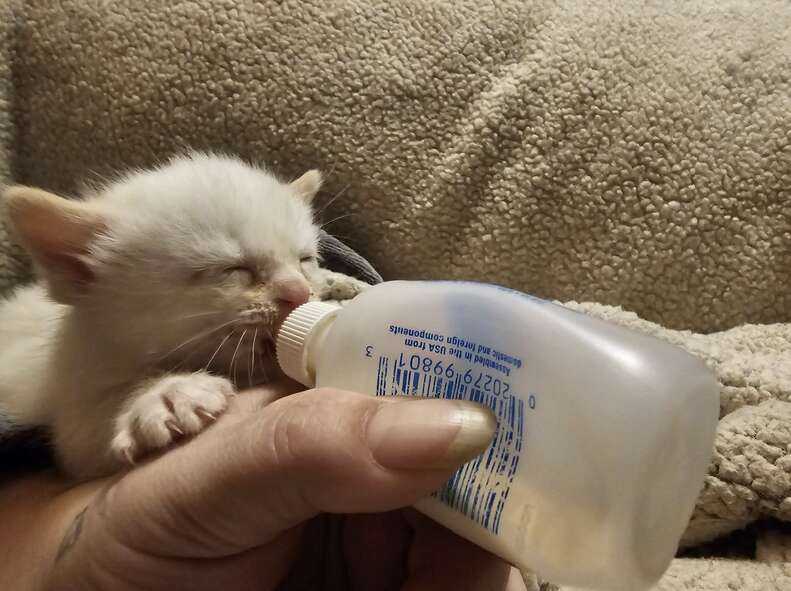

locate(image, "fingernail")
[[367, 399, 497, 470]]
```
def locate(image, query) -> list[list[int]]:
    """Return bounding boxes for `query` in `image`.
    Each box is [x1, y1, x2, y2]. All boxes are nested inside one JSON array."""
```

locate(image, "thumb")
[[106, 387, 496, 558]]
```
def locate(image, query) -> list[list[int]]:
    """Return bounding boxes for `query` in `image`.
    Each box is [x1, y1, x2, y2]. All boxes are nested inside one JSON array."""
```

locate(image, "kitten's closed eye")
[[223, 265, 257, 285], [300, 255, 317, 264], [190, 265, 257, 284]]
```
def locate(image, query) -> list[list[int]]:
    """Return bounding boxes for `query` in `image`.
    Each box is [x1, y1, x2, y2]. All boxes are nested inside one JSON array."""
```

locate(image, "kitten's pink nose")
[[273, 276, 311, 308]]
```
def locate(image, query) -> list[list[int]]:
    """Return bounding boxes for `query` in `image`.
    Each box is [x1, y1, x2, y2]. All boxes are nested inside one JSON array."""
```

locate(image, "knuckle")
[[251, 388, 372, 470]]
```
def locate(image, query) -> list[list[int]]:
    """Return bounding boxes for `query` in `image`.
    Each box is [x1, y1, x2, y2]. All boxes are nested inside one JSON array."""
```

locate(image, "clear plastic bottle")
[[276, 281, 719, 590]]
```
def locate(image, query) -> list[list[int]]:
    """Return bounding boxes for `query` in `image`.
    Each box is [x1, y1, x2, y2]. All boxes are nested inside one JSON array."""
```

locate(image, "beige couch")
[[1, 1, 790, 588]]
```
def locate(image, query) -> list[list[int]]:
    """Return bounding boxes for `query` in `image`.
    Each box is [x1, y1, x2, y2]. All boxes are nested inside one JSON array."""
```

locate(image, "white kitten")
[[0, 153, 361, 480]]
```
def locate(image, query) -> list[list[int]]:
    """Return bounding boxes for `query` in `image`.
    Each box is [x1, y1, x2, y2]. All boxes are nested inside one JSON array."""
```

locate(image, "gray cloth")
[[318, 230, 383, 286]]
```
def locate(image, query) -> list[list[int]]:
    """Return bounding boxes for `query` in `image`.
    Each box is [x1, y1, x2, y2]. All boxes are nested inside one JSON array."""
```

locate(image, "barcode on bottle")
[[375, 355, 524, 534]]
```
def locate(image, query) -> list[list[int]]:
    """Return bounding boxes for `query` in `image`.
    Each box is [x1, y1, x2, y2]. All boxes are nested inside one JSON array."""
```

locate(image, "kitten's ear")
[[4, 186, 106, 303], [290, 170, 322, 204]]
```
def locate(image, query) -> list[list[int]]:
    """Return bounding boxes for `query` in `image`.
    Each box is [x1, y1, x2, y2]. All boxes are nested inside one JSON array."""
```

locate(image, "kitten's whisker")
[[155, 319, 238, 362], [320, 232, 359, 248], [319, 212, 355, 230], [248, 327, 258, 387], [229, 330, 247, 384], [176, 311, 224, 321], [315, 183, 350, 218], [166, 340, 206, 373], [260, 358, 269, 384], [158, 319, 237, 361], [325, 161, 338, 181], [262, 328, 274, 345], [263, 328, 275, 384], [204, 330, 235, 372]]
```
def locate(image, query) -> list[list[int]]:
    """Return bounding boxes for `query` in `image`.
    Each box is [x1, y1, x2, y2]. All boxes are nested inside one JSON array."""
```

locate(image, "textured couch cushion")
[[7, 0, 791, 332], [0, 0, 31, 294]]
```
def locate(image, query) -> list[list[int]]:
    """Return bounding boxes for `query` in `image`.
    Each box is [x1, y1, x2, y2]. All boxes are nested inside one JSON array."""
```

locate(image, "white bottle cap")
[[276, 301, 341, 386]]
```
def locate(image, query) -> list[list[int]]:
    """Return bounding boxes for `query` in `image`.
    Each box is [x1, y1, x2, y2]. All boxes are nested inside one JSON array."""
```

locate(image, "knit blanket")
[[563, 303, 791, 549]]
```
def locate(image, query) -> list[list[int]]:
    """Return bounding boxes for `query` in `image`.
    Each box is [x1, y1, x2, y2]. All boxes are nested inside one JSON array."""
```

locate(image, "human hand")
[[40, 381, 524, 590]]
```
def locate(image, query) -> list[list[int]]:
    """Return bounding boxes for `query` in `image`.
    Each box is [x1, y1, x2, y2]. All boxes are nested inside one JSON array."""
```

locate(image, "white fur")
[[0, 153, 331, 479]]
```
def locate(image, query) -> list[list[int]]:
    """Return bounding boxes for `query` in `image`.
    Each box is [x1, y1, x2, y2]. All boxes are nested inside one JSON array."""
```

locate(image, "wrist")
[[0, 472, 72, 591], [6, 474, 108, 591]]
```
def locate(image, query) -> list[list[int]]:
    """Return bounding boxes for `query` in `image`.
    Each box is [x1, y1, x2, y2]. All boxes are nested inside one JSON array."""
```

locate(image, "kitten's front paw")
[[111, 372, 234, 465]]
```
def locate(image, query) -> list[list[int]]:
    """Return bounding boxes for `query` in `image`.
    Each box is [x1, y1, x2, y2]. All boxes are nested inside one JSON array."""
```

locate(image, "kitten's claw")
[[195, 408, 217, 423], [122, 447, 136, 466], [165, 419, 185, 438], [111, 372, 234, 465]]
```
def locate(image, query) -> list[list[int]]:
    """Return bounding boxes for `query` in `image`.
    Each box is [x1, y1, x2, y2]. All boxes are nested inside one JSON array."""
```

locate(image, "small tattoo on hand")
[[55, 506, 88, 563]]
